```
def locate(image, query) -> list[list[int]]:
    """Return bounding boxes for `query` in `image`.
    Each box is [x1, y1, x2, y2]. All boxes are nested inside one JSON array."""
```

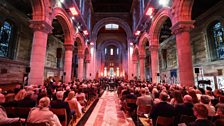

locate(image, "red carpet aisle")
[[85, 91, 135, 126]]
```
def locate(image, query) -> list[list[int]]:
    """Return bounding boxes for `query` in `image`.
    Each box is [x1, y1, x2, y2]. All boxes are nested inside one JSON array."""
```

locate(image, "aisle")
[[85, 91, 135, 126]]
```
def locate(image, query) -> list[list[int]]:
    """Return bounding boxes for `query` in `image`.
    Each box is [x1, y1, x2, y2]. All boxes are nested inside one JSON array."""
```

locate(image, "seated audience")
[[175, 95, 195, 124], [136, 88, 153, 116], [150, 92, 175, 126], [0, 105, 26, 125], [51, 91, 71, 122], [65, 91, 82, 118], [200, 95, 216, 116], [188, 103, 213, 126], [27, 97, 61, 126], [17, 91, 36, 107], [170, 90, 183, 106]]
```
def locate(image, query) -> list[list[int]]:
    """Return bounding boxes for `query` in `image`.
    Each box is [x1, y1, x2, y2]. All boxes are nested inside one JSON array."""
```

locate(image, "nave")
[[85, 90, 135, 126]]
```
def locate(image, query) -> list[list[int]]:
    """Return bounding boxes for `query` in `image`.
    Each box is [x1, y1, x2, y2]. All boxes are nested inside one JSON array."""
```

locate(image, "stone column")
[[171, 21, 195, 87], [132, 59, 138, 79], [28, 20, 52, 85], [86, 59, 90, 79], [64, 44, 74, 83], [78, 53, 84, 81], [139, 55, 146, 81], [150, 45, 159, 84]]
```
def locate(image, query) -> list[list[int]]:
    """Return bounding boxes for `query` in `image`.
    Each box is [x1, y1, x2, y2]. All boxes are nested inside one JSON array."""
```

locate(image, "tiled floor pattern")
[[85, 91, 135, 126]]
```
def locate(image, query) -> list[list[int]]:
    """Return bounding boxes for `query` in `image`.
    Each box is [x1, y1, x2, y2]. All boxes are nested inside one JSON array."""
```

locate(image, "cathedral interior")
[[0, 0, 223, 88], [0, 0, 224, 125]]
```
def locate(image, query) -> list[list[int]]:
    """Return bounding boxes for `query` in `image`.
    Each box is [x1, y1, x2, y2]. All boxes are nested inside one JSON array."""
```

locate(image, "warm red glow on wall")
[[146, 7, 154, 16], [83, 30, 88, 35], [69, 7, 78, 16], [135, 30, 141, 36]]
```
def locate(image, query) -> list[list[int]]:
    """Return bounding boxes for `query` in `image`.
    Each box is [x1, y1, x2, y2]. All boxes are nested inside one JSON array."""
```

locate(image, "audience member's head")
[[193, 103, 208, 118], [38, 97, 50, 108], [67, 91, 75, 100], [140, 88, 146, 95], [188, 89, 199, 103], [200, 95, 210, 104], [159, 92, 168, 102], [56, 91, 64, 100], [183, 95, 193, 103], [173, 90, 183, 103], [14, 89, 26, 101], [0, 93, 5, 104], [216, 104, 224, 117]]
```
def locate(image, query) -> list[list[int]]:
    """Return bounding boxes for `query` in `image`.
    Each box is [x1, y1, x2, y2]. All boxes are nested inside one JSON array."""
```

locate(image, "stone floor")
[[85, 90, 135, 126]]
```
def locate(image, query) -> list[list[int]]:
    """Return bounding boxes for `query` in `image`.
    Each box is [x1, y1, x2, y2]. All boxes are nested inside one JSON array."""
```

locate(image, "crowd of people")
[[0, 78, 224, 126], [118, 80, 224, 126], [0, 79, 103, 126]]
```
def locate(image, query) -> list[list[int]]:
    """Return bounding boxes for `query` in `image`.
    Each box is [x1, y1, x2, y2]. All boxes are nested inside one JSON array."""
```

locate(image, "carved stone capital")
[[64, 44, 74, 51], [171, 20, 195, 35], [29, 20, 53, 33]]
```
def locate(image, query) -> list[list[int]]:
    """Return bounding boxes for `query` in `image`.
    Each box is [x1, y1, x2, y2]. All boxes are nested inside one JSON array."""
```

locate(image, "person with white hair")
[[50, 91, 71, 123], [136, 88, 153, 116], [27, 97, 61, 126]]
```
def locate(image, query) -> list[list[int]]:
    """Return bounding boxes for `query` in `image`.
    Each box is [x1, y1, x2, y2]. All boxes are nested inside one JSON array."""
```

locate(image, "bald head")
[[183, 95, 192, 103]]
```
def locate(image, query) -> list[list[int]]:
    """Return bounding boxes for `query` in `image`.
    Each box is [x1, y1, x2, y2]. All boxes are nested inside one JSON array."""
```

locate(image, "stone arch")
[[203, 16, 224, 30], [149, 8, 173, 46], [132, 46, 140, 59], [97, 39, 126, 74], [172, 0, 194, 22], [84, 46, 91, 61], [98, 39, 126, 51], [31, 0, 51, 21], [92, 17, 132, 42], [74, 33, 86, 52], [51, 7, 74, 45], [138, 32, 150, 56]]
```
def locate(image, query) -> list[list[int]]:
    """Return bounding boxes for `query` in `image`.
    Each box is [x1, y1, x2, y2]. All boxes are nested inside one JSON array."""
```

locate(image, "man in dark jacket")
[[150, 92, 175, 126], [50, 91, 71, 123]]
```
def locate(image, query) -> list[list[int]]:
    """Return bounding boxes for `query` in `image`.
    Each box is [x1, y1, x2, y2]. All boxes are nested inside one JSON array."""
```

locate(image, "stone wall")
[[158, 1, 224, 85], [0, 2, 65, 84], [191, 1, 224, 76]]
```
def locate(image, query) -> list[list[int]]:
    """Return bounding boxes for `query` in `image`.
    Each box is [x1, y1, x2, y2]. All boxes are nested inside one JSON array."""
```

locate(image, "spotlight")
[[69, 7, 78, 16], [159, 0, 170, 7]]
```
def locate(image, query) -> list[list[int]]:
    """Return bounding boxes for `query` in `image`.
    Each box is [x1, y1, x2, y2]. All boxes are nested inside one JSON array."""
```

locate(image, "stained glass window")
[[208, 21, 224, 60], [105, 24, 119, 30], [0, 21, 13, 58], [110, 48, 113, 55]]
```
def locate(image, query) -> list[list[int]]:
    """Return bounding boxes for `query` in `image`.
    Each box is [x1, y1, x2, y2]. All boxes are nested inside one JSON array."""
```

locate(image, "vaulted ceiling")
[[5, 0, 222, 39], [92, 0, 133, 12]]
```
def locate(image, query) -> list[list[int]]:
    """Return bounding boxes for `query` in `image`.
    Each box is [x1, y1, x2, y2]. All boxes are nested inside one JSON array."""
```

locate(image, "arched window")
[[207, 20, 224, 60], [0, 20, 16, 58]]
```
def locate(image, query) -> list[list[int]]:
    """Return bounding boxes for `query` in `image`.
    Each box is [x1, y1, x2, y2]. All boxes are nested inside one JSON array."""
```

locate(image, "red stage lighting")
[[69, 7, 78, 16], [83, 30, 88, 35], [146, 7, 154, 16], [135, 30, 141, 36]]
